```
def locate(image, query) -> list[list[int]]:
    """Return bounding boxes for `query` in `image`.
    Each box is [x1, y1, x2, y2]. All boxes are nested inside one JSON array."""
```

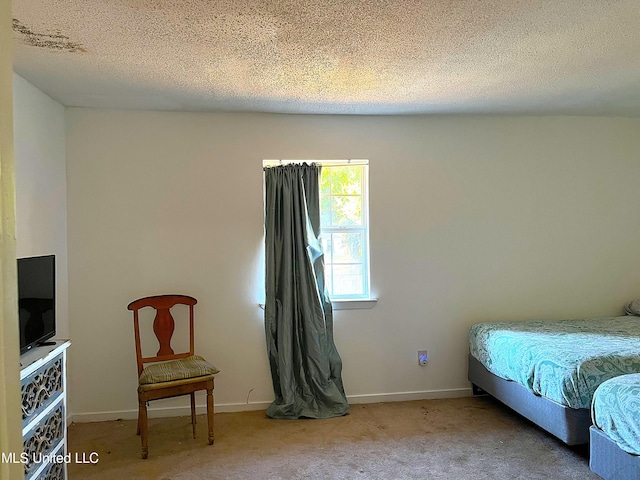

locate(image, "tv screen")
[[18, 255, 56, 354]]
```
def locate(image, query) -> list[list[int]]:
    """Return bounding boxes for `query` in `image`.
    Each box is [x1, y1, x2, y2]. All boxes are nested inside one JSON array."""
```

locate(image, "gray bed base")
[[468, 354, 591, 445], [590, 426, 640, 480]]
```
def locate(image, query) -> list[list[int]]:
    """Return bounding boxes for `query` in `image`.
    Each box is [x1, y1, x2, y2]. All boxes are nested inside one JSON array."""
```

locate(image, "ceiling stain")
[[13, 18, 86, 53]]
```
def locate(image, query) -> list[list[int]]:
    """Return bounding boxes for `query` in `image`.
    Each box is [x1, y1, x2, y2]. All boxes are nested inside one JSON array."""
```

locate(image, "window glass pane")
[[330, 167, 362, 195], [331, 232, 362, 263], [325, 265, 333, 295], [321, 168, 331, 195], [320, 196, 332, 226], [332, 265, 364, 296], [321, 236, 333, 263], [331, 196, 362, 226]]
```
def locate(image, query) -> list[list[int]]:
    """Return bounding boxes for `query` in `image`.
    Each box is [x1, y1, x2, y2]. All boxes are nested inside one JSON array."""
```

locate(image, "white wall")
[[0, 4, 24, 476], [65, 109, 640, 421], [13, 73, 69, 340]]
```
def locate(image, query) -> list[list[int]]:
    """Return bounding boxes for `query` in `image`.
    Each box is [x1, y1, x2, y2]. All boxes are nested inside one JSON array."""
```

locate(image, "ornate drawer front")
[[23, 403, 65, 479], [37, 446, 66, 480], [21, 354, 63, 428]]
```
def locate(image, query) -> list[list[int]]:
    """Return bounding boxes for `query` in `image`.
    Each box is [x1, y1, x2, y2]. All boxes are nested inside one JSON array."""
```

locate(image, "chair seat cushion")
[[139, 355, 219, 385]]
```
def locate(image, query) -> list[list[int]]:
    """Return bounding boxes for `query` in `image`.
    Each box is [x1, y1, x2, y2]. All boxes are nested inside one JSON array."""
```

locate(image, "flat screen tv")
[[18, 255, 56, 354]]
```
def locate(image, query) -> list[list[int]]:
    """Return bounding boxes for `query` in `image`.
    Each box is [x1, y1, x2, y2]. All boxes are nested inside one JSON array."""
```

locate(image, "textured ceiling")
[[11, 0, 640, 115]]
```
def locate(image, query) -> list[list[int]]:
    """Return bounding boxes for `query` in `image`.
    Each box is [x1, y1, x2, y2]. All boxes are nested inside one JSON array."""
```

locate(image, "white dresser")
[[20, 340, 70, 480]]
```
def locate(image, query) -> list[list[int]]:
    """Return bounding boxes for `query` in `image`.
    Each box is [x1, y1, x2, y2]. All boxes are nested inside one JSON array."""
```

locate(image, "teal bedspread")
[[469, 316, 640, 409], [592, 374, 640, 455]]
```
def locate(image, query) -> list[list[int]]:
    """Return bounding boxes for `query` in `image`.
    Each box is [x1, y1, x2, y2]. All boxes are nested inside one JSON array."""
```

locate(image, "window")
[[263, 159, 372, 303], [320, 162, 370, 299]]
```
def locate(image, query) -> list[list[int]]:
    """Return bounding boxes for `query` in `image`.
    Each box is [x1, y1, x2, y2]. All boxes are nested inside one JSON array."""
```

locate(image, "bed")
[[468, 312, 640, 445], [589, 374, 640, 480]]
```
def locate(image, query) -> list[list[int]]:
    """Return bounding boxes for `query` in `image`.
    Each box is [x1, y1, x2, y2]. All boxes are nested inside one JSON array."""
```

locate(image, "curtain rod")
[[263, 159, 368, 167]]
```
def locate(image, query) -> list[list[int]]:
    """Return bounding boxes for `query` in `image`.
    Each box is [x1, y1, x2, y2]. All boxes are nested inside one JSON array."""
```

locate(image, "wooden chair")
[[127, 294, 219, 459]]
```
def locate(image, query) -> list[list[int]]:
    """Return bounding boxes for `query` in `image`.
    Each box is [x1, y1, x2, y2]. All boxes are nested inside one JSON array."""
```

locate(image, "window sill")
[[258, 298, 377, 311], [332, 298, 378, 310]]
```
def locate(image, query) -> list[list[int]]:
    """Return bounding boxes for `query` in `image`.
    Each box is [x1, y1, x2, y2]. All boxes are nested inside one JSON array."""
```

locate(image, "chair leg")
[[139, 398, 149, 459], [190, 392, 196, 439], [207, 387, 214, 445]]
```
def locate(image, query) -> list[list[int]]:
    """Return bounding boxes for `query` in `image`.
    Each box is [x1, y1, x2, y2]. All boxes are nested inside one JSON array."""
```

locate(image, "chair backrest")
[[127, 294, 197, 376]]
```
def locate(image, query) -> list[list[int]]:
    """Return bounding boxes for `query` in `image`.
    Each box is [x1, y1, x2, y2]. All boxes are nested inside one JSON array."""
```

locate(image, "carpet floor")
[[67, 396, 599, 479]]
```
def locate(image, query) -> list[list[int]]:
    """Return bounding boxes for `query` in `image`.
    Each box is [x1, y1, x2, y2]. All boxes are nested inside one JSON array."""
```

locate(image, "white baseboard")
[[70, 387, 473, 423], [347, 387, 472, 404]]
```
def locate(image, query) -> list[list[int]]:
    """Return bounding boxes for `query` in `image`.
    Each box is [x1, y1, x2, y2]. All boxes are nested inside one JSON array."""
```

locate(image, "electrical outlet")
[[418, 350, 428, 366]]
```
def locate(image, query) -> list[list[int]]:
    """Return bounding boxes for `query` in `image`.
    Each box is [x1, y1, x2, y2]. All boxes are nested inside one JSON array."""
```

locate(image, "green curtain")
[[263, 163, 349, 419]]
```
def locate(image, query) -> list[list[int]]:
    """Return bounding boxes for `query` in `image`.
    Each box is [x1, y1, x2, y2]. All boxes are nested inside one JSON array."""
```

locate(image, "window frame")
[[320, 161, 370, 300]]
